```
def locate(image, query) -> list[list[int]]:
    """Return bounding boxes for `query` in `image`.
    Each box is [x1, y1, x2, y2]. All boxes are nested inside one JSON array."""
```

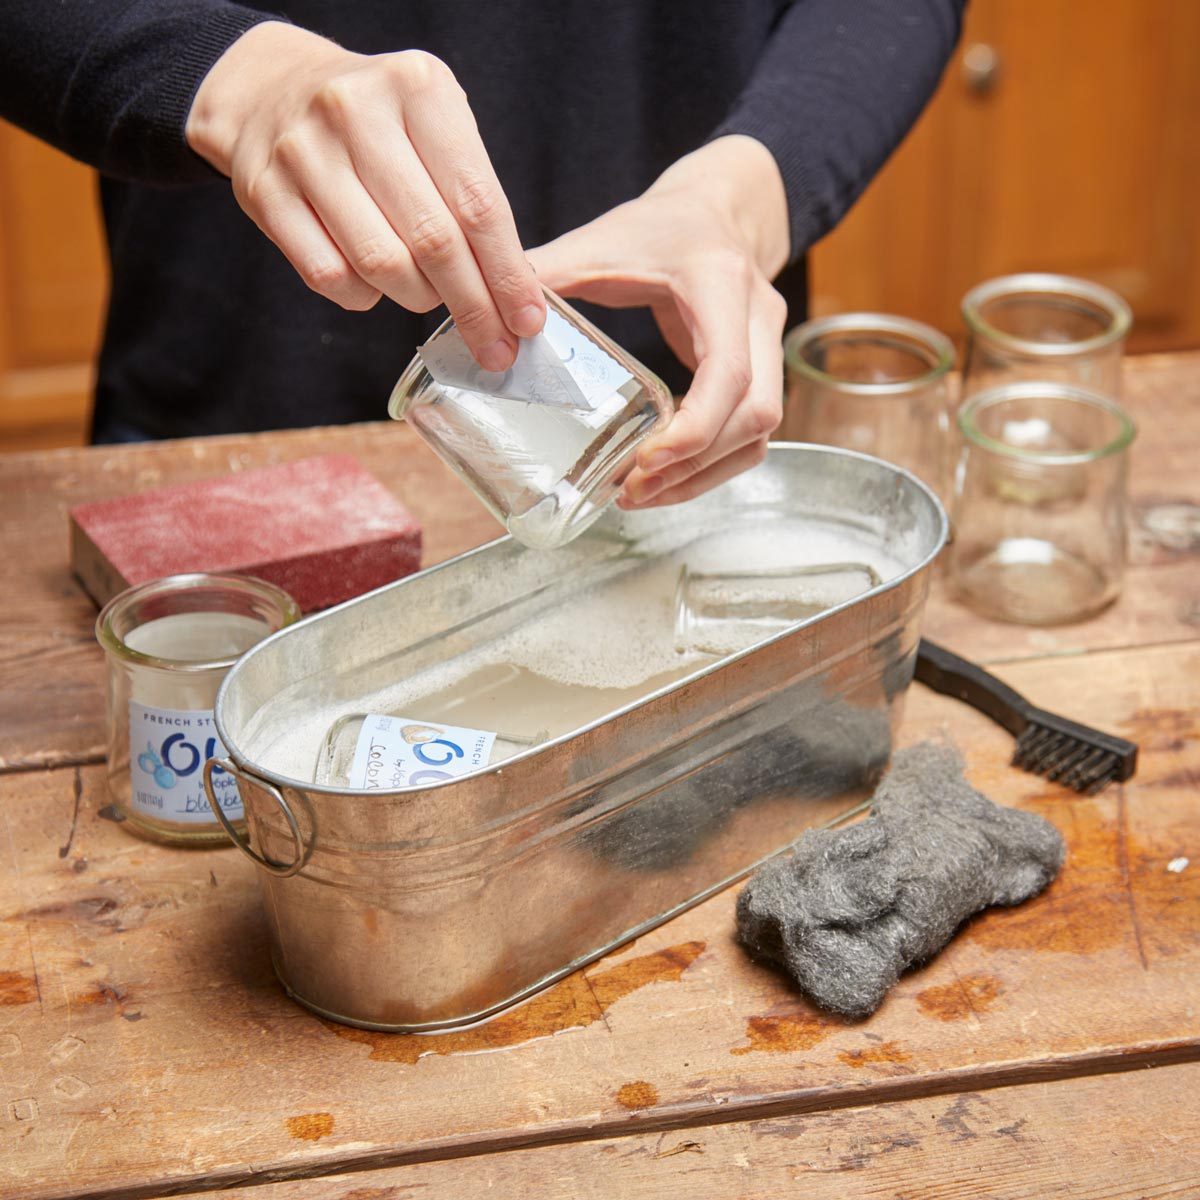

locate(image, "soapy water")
[[239, 512, 906, 786]]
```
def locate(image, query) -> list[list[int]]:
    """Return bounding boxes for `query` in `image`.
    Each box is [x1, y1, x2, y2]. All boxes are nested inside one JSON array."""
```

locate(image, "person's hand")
[[186, 22, 544, 370], [528, 135, 791, 508]]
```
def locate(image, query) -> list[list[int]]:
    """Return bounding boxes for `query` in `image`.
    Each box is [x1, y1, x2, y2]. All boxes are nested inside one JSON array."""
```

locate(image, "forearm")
[[711, 0, 966, 262], [0, 1, 283, 184]]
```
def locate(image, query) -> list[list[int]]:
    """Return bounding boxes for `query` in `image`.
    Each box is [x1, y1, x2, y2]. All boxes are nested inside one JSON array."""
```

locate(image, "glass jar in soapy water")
[[96, 573, 300, 846], [389, 288, 674, 550]]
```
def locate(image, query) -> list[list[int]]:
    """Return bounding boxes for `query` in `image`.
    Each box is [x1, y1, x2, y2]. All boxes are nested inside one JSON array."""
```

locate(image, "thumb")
[[526, 224, 604, 297]]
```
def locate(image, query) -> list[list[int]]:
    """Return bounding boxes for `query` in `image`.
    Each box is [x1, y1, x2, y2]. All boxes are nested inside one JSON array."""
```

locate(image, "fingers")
[[622, 281, 786, 507], [355, 138, 519, 369], [231, 48, 540, 366], [238, 176, 382, 311], [399, 60, 544, 338], [632, 261, 753, 476], [266, 139, 440, 313], [619, 438, 770, 510]]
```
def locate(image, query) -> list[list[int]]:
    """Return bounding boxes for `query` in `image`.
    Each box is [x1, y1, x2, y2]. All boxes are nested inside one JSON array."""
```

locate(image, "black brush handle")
[[914, 639, 1138, 781], [914, 639, 1035, 737]]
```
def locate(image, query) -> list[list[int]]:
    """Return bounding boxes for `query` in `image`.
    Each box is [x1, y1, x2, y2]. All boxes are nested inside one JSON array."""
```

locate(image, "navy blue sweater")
[[0, 1, 963, 440]]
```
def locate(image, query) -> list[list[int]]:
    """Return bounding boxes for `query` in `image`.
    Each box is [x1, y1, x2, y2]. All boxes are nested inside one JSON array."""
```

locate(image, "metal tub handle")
[[203, 757, 307, 878]]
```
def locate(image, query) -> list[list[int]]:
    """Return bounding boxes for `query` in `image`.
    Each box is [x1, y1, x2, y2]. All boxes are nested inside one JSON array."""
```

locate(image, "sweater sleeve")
[[711, 0, 966, 262], [0, 1, 286, 184]]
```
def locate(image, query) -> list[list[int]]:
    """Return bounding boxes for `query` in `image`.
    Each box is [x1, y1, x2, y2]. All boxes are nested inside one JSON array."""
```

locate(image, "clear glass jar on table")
[[947, 383, 1136, 625], [783, 313, 955, 502], [961, 273, 1131, 401], [96, 573, 300, 845]]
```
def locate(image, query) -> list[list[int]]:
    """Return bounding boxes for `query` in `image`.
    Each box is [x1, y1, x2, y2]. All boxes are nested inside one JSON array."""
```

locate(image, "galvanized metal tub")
[[208, 445, 947, 1031]]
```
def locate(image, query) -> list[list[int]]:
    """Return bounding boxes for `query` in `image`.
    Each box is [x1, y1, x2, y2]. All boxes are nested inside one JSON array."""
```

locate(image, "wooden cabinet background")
[[809, 0, 1200, 351], [2, 0, 1198, 451], [0, 122, 106, 451]]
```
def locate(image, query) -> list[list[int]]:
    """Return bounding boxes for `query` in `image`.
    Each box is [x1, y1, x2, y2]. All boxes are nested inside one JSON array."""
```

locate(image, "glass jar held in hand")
[[390, 287, 673, 549]]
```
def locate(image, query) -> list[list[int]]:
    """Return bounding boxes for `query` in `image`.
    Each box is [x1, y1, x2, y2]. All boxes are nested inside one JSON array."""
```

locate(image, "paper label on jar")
[[540, 308, 634, 409], [417, 309, 633, 412], [128, 702, 241, 823], [418, 322, 590, 410], [348, 714, 497, 790]]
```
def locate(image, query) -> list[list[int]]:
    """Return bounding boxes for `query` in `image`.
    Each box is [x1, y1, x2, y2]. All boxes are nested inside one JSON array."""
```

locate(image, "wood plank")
[[1, 352, 1197, 773], [178, 1061, 1200, 1200], [0, 423, 500, 772], [1, 640, 1196, 1200]]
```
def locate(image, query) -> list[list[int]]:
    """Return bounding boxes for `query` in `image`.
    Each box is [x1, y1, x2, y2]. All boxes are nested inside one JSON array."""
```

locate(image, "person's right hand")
[[185, 22, 545, 370]]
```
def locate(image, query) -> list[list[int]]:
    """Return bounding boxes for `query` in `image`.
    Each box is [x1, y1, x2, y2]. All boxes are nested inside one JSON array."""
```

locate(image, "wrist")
[[185, 22, 349, 174], [647, 135, 790, 278]]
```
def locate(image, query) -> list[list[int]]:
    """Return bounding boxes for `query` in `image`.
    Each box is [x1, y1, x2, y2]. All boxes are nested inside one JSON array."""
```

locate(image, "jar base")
[[954, 540, 1118, 625], [505, 405, 656, 549], [111, 801, 244, 848]]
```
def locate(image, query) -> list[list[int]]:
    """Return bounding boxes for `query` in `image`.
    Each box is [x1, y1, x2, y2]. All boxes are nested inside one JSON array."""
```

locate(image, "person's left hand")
[[528, 135, 791, 508]]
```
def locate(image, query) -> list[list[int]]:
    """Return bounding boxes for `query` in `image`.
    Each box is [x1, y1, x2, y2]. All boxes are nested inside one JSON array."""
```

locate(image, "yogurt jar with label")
[[96, 573, 300, 845], [389, 287, 674, 550]]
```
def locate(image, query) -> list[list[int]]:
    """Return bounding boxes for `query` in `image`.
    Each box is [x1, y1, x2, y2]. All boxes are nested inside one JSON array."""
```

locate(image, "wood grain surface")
[[1, 354, 1197, 1199], [171, 1061, 1200, 1200], [1, 641, 1196, 1199]]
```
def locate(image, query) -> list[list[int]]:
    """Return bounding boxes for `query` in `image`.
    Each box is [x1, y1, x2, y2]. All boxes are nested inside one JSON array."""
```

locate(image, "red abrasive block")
[[70, 454, 422, 612]]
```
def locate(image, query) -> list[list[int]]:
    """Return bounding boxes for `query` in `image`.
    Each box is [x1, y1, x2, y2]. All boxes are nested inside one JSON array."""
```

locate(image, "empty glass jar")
[[96, 573, 299, 845], [961, 273, 1131, 400], [948, 383, 1136, 625], [674, 561, 882, 657], [783, 313, 955, 501], [389, 288, 673, 550]]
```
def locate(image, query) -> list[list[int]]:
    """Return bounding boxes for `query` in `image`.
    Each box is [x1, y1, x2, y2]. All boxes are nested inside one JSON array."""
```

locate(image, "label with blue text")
[[128, 702, 240, 823], [349, 714, 497, 791]]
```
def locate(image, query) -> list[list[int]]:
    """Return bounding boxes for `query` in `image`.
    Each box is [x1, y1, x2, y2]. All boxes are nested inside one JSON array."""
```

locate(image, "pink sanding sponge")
[[70, 454, 422, 612]]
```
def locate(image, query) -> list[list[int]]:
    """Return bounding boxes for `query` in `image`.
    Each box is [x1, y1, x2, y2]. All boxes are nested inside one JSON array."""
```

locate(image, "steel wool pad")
[[736, 740, 1065, 1018]]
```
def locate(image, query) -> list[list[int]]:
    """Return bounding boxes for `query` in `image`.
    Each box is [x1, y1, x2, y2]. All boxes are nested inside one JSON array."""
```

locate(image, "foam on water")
[[238, 514, 908, 785]]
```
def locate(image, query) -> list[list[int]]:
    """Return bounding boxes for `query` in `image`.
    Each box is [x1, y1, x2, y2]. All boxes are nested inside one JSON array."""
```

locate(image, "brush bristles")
[[1012, 724, 1121, 794]]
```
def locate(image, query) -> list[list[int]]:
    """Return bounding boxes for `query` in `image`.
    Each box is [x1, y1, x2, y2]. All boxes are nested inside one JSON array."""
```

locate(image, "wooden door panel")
[[0, 120, 107, 448], [0, 122, 107, 366], [811, 0, 1200, 351]]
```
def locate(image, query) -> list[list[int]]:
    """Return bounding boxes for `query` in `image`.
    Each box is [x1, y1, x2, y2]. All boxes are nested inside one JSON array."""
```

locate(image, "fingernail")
[[511, 304, 545, 338], [640, 449, 674, 472], [478, 340, 514, 372], [630, 474, 665, 504]]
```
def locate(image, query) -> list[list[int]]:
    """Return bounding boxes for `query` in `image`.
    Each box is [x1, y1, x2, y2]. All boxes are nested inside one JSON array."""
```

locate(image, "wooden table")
[[2, 354, 1198, 1200]]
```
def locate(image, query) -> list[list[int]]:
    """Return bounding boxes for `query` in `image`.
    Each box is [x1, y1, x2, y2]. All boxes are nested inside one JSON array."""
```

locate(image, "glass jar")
[[961, 273, 1131, 401], [947, 383, 1136, 625], [674, 561, 882, 657], [783, 313, 955, 502], [96, 573, 300, 845], [389, 288, 673, 550]]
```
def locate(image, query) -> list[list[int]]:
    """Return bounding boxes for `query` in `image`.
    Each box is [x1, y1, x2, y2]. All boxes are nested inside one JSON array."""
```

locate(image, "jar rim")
[[783, 313, 955, 396], [96, 572, 301, 673], [388, 311, 455, 420], [957, 382, 1137, 465], [961, 273, 1132, 358]]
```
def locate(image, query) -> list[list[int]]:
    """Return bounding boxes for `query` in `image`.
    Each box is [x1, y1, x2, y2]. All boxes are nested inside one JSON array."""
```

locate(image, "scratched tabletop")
[[1, 354, 1197, 1200]]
